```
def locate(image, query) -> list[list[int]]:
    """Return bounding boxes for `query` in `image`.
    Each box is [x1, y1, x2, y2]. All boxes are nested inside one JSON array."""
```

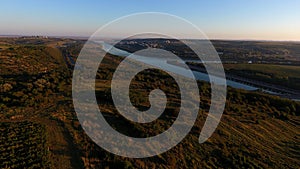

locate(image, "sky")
[[0, 0, 299, 41]]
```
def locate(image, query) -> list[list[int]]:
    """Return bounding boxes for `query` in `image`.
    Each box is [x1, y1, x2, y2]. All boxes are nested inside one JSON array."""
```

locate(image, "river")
[[99, 41, 257, 91]]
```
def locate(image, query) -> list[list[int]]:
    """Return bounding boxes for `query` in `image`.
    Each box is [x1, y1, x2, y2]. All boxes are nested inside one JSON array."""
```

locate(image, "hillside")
[[0, 38, 299, 169]]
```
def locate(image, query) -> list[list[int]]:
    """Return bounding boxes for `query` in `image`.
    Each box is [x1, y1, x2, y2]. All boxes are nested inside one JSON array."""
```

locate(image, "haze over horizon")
[[1, 0, 299, 41]]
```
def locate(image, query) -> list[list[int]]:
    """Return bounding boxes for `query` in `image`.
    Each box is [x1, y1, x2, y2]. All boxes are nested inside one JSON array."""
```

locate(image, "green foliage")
[[0, 121, 49, 169]]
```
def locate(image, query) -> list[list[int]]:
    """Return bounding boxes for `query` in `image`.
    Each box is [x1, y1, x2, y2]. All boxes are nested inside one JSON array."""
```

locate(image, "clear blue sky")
[[1, 0, 299, 40]]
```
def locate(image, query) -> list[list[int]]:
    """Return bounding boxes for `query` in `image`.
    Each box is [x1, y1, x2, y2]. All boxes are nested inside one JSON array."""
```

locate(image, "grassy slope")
[[224, 64, 300, 78], [224, 63, 300, 90], [0, 38, 83, 169]]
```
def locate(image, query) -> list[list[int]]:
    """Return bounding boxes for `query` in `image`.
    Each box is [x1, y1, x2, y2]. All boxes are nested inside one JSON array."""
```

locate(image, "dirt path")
[[37, 118, 83, 169]]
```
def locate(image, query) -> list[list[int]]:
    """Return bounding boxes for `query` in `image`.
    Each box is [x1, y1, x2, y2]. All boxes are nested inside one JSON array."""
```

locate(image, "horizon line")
[[1, 34, 300, 42]]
